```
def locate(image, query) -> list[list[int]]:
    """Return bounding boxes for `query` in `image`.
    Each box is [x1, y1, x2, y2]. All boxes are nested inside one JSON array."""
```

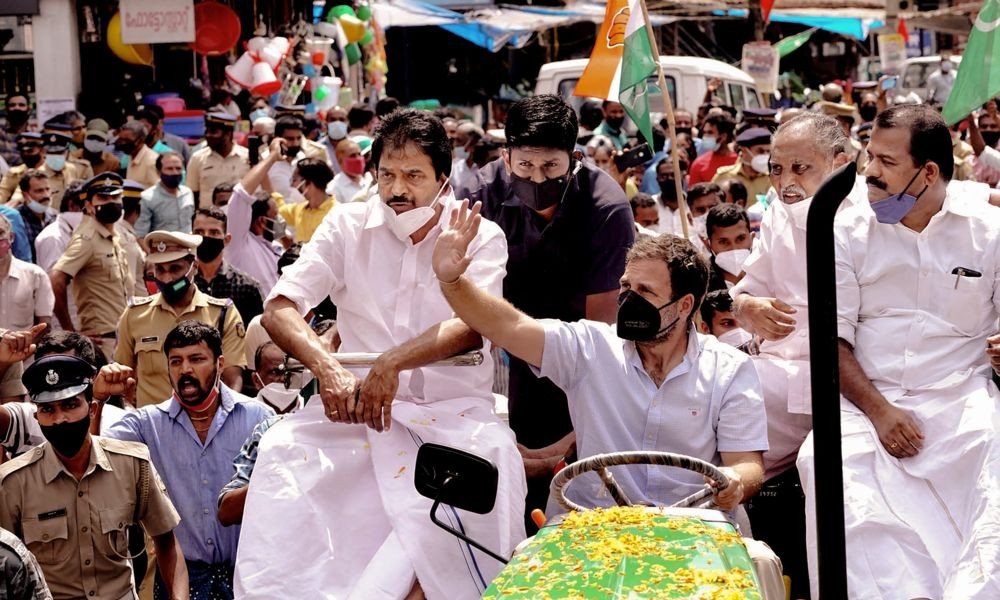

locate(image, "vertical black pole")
[[805, 161, 857, 598]]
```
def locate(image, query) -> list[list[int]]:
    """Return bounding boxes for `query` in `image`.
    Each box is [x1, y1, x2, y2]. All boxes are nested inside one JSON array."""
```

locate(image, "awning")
[[714, 8, 883, 39]]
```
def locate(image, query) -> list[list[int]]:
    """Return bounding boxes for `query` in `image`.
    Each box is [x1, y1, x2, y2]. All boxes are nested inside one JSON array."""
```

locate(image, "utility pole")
[[748, 0, 766, 41]]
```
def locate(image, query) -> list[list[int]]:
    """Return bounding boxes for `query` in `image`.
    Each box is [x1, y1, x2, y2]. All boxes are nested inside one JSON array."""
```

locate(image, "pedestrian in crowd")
[[192, 207, 265, 324], [15, 170, 57, 262], [652, 158, 686, 236], [224, 139, 289, 296], [139, 104, 191, 162], [211, 183, 234, 208], [712, 127, 772, 203], [240, 108, 525, 600], [458, 94, 634, 529], [0, 134, 44, 204], [629, 192, 659, 236], [799, 104, 1000, 598], [0, 525, 51, 600], [327, 138, 369, 204], [1, 133, 86, 211], [70, 118, 120, 176], [247, 342, 303, 414], [115, 231, 247, 406], [704, 202, 753, 291], [450, 121, 485, 192], [0, 354, 189, 600], [50, 174, 132, 360], [689, 113, 737, 185], [106, 321, 272, 600], [273, 105, 329, 162], [346, 103, 376, 138], [593, 100, 628, 150], [116, 120, 159, 189], [135, 152, 195, 238], [186, 113, 249, 209], [0, 93, 31, 168], [280, 158, 335, 242], [40, 122, 93, 183], [34, 181, 85, 273], [116, 180, 149, 298], [698, 289, 747, 346], [263, 115, 307, 199], [719, 177, 748, 207], [322, 105, 349, 171], [732, 112, 858, 599], [926, 55, 956, 106], [0, 214, 52, 335], [687, 181, 723, 241]]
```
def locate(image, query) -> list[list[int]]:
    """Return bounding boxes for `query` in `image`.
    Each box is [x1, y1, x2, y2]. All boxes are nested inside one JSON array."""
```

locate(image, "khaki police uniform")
[[52, 216, 132, 357], [0, 161, 90, 212], [125, 145, 159, 191], [117, 181, 149, 299], [0, 437, 180, 600], [186, 145, 249, 209]]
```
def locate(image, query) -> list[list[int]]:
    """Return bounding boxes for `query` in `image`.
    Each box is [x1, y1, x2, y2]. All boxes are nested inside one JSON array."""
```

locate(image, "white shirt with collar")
[[653, 197, 685, 236], [535, 321, 767, 510], [327, 171, 372, 204], [0, 257, 54, 333], [224, 184, 284, 296]]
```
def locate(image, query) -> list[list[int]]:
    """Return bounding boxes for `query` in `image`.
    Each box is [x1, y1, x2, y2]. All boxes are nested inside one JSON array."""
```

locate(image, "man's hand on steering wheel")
[[709, 467, 743, 511]]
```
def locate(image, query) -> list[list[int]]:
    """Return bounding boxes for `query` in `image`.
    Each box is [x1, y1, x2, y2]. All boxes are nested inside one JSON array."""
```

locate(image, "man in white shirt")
[[450, 121, 484, 192], [731, 112, 857, 599], [798, 104, 1000, 599], [327, 138, 371, 203], [0, 214, 53, 335], [237, 109, 526, 600], [926, 56, 956, 106], [223, 141, 288, 296], [434, 213, 766, 515]]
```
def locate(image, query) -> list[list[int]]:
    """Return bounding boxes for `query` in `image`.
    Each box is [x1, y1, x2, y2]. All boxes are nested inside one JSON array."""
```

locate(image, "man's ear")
[[698, 320, 711, 334], [833, 152, 852, 168], [501, 148, 512, 174], [224, 233, 233, 246]]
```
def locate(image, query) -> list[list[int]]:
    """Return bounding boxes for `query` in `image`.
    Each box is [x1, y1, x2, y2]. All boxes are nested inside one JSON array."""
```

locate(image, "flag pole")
[[638, 0, 689, 239]]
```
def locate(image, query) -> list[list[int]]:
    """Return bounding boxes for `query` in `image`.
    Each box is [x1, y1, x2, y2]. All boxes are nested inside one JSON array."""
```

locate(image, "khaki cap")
[[144, 231, 203, 264]]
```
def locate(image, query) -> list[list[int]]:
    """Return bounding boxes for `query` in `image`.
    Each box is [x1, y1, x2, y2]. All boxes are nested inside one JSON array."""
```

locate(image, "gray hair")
[[0, 213, 12, 240], [775, 112, 849, 159], [120, 120, 148, 139]]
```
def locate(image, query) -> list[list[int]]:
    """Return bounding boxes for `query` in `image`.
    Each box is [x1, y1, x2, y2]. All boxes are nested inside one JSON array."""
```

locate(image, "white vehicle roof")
[[538, 56, 754, 84]]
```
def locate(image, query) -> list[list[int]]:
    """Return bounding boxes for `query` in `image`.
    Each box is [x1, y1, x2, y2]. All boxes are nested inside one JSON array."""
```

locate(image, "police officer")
[[0, 355, 189, 600], [116, 180, 148, 298], [0, 525, 51, 600], [50, 173, 133, 362], [114, 231, 247, 407]]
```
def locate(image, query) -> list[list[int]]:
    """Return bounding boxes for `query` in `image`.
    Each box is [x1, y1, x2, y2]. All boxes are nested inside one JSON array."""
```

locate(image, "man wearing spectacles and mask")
[[114, 230, 248, 406], [455, 95, 635, 529]]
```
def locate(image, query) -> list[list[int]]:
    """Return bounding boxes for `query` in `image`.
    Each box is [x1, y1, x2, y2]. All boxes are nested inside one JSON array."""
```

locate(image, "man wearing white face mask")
[[241, 109, 526, 600], [712, 127, 772, 204], [731, 112, 861, 600], [450, 121, 484, 192], [251, 342, 302, 413], [705, 203, 753, 292]]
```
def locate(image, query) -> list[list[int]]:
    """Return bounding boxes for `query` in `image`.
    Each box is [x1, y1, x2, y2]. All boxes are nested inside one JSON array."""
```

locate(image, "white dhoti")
[[798, 374, 1000, 599], [234, 397, 527, 599]]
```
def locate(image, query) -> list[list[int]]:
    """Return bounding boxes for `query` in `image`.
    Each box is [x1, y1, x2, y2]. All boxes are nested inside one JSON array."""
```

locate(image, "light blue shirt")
[[0, 205, 32, 261], [104, 386, 274, 565], [536, 320, 767, 508], [135, 182, 195, 238]]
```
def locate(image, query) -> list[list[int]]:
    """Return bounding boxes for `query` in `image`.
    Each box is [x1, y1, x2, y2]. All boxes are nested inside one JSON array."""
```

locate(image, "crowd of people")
[[0, 61, 997, 600]]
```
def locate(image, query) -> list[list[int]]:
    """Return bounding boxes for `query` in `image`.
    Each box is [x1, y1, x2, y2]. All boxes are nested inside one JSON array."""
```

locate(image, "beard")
[[175, 368, 217, 406]]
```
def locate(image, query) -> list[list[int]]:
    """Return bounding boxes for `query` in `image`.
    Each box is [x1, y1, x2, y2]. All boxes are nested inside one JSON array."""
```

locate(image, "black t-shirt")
[[459, 159, 635, 447]]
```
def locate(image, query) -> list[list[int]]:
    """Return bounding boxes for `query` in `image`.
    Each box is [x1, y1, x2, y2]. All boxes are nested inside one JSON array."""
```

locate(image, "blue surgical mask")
[[454, 146, 469, 161], [83, 138, 105, 153], [45, 155, 66, 171], [327, 121, 348, 141], [28, 199, 49, 214], [250, 108, 271, 123], [870, 167, 926, 225], [701, 135, 718, 152]]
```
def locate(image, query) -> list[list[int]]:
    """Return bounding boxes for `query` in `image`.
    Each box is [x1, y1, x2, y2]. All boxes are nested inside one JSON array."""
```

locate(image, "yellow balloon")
[[107, 12, 154, 66], [338, 15, 367, 44]]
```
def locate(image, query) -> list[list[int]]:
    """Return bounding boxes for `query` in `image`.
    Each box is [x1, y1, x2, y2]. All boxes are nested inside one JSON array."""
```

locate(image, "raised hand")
[[432, 199, 482, 285], [0, 323, 47, 364]]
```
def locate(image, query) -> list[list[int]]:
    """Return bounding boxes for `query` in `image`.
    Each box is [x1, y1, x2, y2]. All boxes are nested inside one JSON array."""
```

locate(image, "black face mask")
[[115, 141, 135, 154], [982, 131, 1000, 148], [155, 265, 193, 304], [283, 145, 300, 158], [616, 290, 682, 341], [859, 104, 878, 123], [197, 236, 225, 262], [509, 164, 575, 212], [675, 127, 693, 136], [95, 202, 123, 224], [606, 117, 625, 130], [40, 412, 92, 457], [6, 109, 29, 127], [21, 153, 41, 168]]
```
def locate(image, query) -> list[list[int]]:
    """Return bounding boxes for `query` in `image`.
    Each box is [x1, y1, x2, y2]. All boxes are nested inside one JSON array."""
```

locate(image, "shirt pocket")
[[931, 272, 991, 335], [21, 516, 72, 564], [98, 504, 135, 559], [136, 339, 167, 379], [99, 253, 123, 283]]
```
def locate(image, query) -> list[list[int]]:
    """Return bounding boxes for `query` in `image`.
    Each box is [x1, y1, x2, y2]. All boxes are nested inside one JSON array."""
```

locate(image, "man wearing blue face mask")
[[15, 169, 56, 262], [796, 104, 1000, 599], [455, 95, 635, 530]]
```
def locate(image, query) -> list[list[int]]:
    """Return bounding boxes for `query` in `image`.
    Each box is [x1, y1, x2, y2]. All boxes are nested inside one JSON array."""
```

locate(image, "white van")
[[534, 56, 766, 116], [898, 54, 962, 101]]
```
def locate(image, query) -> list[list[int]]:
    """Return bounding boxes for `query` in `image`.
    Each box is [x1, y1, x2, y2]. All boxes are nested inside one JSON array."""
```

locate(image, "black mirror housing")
[[415, 443, 498, 515]]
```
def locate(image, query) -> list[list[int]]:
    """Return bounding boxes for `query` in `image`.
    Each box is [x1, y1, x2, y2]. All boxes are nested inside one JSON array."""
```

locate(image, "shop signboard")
[[742, 42, 779, 94], [120, 0, 195, 44]]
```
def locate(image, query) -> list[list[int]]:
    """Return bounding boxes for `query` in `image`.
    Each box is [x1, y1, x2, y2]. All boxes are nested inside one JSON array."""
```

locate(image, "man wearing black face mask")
[[0, 354, 190, 600], [435, 217, 767, 517], [0, 93, 31, 168], [0, 133, 45, 204], [115, 230, 248, 407], [457, 94, 635, 530], [193, 207, 265, 324], [593, 100, 629, 150], [50, 174, 133, 361]]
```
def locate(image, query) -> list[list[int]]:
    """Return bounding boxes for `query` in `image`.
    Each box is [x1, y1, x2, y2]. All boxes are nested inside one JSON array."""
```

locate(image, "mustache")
[[866, 176, 888, 191], [387, 195, 413, 205], [782, 185, 807, 197], [177, 375, 201, 390]]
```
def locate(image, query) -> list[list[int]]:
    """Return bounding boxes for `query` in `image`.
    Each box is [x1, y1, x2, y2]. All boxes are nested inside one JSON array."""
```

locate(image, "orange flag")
[[574, 0, 629, 99]]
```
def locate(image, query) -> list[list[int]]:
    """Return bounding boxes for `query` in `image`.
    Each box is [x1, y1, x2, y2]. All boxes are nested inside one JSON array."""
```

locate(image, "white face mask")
[[692, 214, 708, 239], [328, 121, 348, 141], [717, 327, 753, 348], [84, 138, 105, 153], [782, 195, 813, 229], [381, 178, 449, 242], [750, 153, 770, 175], [286, 185, 306, 205], [256, 382, 300, 412], [715, 248, 751, 277]]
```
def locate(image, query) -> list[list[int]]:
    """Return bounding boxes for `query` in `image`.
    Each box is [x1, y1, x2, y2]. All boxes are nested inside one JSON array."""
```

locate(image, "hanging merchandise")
[[339, 15, 367, 44], [189, 1, 241, 55], [360, 29, 374, 46], [225, 37, 292, 95], [305, 37, 334, 66], [107, 12, 154, 66], [328, 5, 357, 20], [225, 52, 256, 88], [250, 62, 281, 96], [345, 42, 362, 65], [356, 3, 372, 21]]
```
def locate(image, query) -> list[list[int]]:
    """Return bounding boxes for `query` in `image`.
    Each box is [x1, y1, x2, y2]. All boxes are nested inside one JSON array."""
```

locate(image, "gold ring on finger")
[[890, 442, 899, 449]]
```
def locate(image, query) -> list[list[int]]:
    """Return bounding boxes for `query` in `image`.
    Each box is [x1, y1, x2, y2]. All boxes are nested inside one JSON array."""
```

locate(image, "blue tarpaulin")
[[714, 9, 884, 40]]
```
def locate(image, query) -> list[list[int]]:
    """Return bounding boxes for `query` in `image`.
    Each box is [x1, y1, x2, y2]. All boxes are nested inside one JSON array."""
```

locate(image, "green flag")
[[942, 0, 1000, 125], [618, 0, 657, 148], [774, 28, 817, 58]]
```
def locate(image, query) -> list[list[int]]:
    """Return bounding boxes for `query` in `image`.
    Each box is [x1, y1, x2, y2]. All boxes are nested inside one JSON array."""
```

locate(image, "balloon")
[[338, 15, 366, 44], [356, 3, 372, 20], [360, 28, 374, 46], [345, 43, 362, 65], [328, 5, 356, 21]]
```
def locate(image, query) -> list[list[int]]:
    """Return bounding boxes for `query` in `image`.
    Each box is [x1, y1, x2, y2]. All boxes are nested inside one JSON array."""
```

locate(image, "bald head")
[[454, 122, 484, 147]]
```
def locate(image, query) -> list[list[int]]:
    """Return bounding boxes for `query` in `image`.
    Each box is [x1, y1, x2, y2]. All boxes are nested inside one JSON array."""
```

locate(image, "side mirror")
[[415, 443, 498, 514]]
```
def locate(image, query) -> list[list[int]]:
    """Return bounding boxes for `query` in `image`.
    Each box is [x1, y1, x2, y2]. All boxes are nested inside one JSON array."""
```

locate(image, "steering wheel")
[[551, 451, 731, 513]]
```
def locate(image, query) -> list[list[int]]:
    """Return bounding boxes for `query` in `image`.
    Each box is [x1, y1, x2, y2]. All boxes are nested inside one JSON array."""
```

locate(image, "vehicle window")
[[645, 75, 677, 108], [902, 64, 925, 89], [745, 87, 761, 108], [728, 83, 745, 108]]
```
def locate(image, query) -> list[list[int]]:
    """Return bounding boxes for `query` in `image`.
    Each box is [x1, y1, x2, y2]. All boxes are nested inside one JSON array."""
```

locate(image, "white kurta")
[[798, 188, 1000, 599], [731, 178, 864, 479], [234, 195, 527, 600]]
